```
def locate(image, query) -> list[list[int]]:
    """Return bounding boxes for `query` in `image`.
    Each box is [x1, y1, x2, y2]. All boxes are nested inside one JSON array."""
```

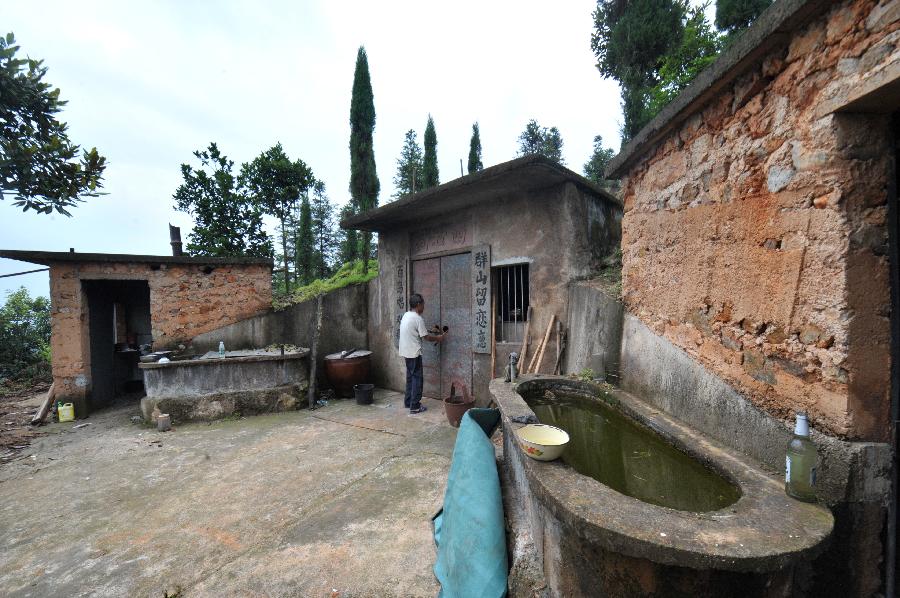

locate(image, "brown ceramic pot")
[[324, 350, 372, 398], [444, 395, 476, 428]]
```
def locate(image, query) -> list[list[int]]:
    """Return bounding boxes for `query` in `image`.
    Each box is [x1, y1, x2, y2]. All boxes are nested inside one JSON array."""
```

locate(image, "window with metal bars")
[[494, 264, 529, 343]]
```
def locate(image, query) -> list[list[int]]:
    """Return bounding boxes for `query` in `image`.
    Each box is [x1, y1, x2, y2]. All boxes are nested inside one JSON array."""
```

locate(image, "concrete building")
[[343, 154, 622, 404], [0, 249, 272, 416], [604, 0, 899, 594]]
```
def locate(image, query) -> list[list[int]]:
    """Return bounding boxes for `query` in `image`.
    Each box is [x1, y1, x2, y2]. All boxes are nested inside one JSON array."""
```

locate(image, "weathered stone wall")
[[368, 182, 621, 403], [49, 260, 272, 409], [620, 0, 898, 442]]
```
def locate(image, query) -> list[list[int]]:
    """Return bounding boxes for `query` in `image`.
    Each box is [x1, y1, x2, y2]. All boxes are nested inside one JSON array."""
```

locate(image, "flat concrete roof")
[[0, 249, 274, 267], [341, 154, 620, 233], [606, 0, 831, 178]]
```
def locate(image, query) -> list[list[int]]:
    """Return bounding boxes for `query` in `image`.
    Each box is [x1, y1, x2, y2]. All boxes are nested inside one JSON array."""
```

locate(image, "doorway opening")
[[82, 280, 151, 411]]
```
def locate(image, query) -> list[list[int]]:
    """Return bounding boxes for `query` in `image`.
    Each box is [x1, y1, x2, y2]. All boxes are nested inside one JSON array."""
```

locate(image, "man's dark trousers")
[[405, 355, 423, 410]]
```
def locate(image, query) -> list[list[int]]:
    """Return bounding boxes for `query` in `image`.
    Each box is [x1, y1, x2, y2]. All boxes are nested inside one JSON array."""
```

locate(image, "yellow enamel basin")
[[516, 423, 569, 461]]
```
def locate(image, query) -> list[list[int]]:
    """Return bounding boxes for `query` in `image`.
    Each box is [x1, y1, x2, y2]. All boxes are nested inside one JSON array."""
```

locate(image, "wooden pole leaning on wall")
[[30, 382, 56, 425], [519, 306, 533, 372], [308, 294, 324, 410], [531, 314, 556, 375]]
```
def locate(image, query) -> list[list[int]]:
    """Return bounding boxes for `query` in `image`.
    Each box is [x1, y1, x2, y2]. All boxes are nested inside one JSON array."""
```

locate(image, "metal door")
[[411, 253, 473, 399], [439, 253, 472, 399], [412, 258, 441, 398]]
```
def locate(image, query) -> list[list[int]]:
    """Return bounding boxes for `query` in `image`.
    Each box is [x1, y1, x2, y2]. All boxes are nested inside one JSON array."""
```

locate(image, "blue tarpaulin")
[[432, 408, 508, 598]]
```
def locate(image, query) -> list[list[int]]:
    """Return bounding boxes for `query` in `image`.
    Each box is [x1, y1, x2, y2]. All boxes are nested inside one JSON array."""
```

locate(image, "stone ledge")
[[140, 382, 309, 423]]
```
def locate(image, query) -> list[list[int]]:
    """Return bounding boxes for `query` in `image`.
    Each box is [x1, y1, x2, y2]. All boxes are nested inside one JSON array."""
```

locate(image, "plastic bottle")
[[218, 341, 225, 358], [785, 412, 818, 502]]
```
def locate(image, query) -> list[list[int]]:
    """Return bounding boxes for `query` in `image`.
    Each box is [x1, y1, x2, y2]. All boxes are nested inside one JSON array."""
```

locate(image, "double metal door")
[[411, 253, 472, 399]]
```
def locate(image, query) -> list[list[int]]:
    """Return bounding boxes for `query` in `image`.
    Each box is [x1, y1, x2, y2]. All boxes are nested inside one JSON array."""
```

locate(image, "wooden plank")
[[531, 314, 555, 374], [519, 306, 533, 373], [30, 382, 56, 426]]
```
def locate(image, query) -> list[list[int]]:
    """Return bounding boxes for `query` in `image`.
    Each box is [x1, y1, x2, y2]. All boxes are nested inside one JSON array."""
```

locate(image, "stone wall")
[[189, 282, 369, 389], [619, 0, 899, 442], [49, 260, 272, 409]]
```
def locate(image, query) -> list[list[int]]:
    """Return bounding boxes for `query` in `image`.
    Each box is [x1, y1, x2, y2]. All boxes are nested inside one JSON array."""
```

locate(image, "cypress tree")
[[295, 193, 314, 286], [393, 129, 424, 198], [421, 115, 439, 189], [338, 203, 359, 267], [349, 46, 379, 273], [715, 0, 772, 35], [467, 122, 483, 174]]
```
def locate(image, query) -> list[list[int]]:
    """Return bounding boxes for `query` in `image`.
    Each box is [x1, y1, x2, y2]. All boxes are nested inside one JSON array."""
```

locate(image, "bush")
[[273, 260, 379, 309], [0, 287, 52, 391]]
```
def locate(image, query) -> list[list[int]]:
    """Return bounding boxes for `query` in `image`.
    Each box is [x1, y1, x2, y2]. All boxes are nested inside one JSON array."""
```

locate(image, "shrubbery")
[[0, 288, 51, 394], [273, 260, 379, 310]]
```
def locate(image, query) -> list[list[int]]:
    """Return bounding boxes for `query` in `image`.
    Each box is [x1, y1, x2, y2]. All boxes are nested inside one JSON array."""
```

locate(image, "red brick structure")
[[0, 250, 272, 415], [607, 0, 898, 594], [610, 0, 898, 442]]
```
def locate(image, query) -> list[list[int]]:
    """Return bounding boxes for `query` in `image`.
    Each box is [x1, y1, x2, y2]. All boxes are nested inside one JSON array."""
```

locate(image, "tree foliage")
[[0, 32, 106, 216], [517, 120, 564, 164], [716, 0, 772, 34], [0, 287, 51, 385], [349, 46, 380, 272], [649, 4, 722, 114], [309, 181, 338, 280], [421, 115, 439, 189], [295, 193, 314, 286], [591, 0, 686, 141], [583, 135, 618, 190], [467, 122, 483, 174], [241, 143, 315, 293], [173, 143, 272, 258], [393, 129, 424, 198], [337, 202, 360, 267]]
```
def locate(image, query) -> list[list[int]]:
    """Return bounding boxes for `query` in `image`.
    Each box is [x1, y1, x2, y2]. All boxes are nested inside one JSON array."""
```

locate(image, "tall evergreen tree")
[[393, 129, 424, 198], [295, 192, 314, 286], [240, 143, 314, 293], [516, 120, 565, 164], [349, 46, 380, 273], [421, 115, 439, 188], [467, 122, 483, 174], [716, 0, 771, 35], [310, 180, 337, 279], [338, 202, 359, 267], [173, 143, 272, 258], [583, 135, 618, 190], [591, 0, 686, 141]]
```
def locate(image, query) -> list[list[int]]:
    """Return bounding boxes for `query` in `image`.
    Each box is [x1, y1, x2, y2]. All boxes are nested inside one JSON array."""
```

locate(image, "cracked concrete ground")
[[0, 390, 457, 598]]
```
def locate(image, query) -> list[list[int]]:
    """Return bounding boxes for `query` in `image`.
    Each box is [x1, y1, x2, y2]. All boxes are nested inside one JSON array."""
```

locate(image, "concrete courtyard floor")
[[0, 390, 457, 598]]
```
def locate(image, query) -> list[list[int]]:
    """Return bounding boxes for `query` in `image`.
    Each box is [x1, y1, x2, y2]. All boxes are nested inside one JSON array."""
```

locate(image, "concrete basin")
[[492, 376, 834, 597]]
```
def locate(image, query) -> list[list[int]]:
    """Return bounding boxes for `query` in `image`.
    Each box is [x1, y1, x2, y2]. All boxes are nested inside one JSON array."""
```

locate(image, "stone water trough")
[[139, 348, 309, 423], [494, 376, 834, 597]]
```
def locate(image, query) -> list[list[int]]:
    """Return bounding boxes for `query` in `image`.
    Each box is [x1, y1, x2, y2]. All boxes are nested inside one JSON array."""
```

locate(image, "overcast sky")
[[0, 0, 623, 299]]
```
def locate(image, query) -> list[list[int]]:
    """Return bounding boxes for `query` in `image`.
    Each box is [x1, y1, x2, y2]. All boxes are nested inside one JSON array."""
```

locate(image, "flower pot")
[[444, 394, 475, 428]]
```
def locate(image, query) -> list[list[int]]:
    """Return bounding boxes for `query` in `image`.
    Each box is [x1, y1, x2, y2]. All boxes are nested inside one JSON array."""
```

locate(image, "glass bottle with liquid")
[[785, 412, 818, 502], [218, 341, 226, 358]]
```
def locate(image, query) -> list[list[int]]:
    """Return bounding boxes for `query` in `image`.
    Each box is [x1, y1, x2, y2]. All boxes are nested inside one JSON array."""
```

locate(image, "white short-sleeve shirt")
[[399, 311, 429, 358]]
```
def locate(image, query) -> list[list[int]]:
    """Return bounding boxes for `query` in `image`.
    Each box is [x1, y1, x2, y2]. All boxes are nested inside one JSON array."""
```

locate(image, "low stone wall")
[[189, 283, 369, 390]]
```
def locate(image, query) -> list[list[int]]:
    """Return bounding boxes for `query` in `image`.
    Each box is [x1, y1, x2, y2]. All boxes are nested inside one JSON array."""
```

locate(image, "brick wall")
[[49, 260, 272, 406], [620, 0, 898, 441]]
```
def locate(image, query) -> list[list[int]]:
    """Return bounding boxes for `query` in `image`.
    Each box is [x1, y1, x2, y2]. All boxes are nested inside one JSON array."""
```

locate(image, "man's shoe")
[[409, 405, 428, 414]]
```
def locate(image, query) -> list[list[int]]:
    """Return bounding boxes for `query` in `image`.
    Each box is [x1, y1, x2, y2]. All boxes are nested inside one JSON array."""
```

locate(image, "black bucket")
[[354, 383, 375, 405]]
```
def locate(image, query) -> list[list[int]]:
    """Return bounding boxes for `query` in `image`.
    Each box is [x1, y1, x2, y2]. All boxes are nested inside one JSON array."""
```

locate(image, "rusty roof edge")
[[0, 249, 274, 267], [606, 0, 831, 179], [341, 155, 620, 232]]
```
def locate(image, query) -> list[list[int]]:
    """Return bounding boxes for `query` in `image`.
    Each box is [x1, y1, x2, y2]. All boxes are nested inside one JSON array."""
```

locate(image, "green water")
[[526, 390, 741, 512]]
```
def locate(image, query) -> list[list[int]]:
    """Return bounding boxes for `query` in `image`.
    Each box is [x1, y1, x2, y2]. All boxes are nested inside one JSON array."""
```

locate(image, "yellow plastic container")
[[58, 402, 75, 422]]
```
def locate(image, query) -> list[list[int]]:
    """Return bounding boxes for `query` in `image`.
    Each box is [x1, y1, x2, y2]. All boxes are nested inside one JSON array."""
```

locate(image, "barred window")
[[495, 263, 529, 343]]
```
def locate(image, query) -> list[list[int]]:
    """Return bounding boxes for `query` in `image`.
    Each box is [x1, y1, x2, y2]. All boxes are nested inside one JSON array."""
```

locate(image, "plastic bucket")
[[354, 383, 375, 405], [58, 402, 75, 422]]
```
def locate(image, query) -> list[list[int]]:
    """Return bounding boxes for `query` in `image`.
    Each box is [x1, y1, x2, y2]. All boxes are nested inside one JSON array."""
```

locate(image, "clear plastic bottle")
[[785, 412, 818, 502], [218, 341, 225, 358]]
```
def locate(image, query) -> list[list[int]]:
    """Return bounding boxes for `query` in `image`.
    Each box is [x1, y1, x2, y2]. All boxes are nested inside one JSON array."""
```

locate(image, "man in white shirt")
[[399, 293, 446, 414]]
